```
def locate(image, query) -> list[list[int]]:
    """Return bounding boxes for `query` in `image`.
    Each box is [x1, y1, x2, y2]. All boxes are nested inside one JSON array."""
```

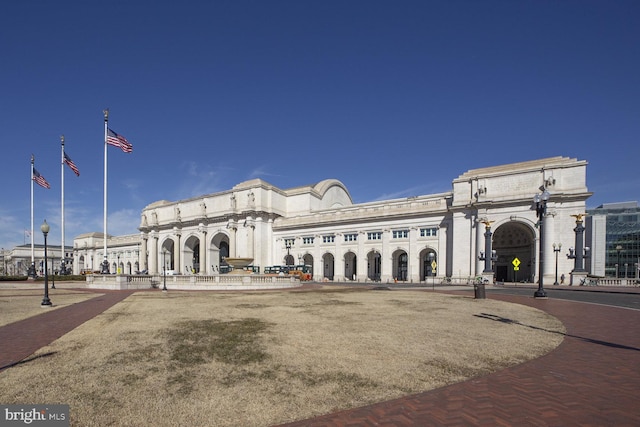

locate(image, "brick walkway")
[[0, 289, 135, 370], [1, 287, 639, 426], [278, 292, 640, 426]]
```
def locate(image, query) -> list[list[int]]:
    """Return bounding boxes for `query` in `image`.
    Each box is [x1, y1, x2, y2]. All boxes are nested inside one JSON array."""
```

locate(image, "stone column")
[[149, 232, 158, 275], [357, 231, 367, 281], [254, 216, 264, 269], [140, 233, 148, 272], [569, 214, 588, 285], [381, 229, 392, 282], [173, 227, 181, 274], [245, 217, 255, 259], [543, 211, 554, 282], [313, 234, 322, 281], [198, 223, 207, 275], [335, 233, 344, 281], [227, 220, 237, 257]]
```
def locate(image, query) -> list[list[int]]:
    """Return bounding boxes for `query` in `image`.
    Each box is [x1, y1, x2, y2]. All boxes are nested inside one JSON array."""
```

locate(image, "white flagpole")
[[30, 155, 35, 277], [60, 135, 65, 274], [103, 109, 109, 273]]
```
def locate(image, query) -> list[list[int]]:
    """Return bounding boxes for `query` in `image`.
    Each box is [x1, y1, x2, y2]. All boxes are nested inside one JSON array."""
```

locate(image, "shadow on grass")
[[0, 351, 58, 372], [474, 313, 640, 352]]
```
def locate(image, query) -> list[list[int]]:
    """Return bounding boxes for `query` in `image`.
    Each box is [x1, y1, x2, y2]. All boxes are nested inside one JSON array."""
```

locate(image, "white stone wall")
[[72, 157, 591, 284], [586, 214, 607, 276]]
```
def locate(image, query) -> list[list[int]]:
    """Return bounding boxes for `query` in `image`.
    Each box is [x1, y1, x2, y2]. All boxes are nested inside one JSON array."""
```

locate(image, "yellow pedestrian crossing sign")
[[431, 261, 437, 270], [512, 257, 521, 271]]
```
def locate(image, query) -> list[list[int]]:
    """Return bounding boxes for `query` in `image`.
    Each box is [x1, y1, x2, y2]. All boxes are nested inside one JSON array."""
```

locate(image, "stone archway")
[[344, 251, 357, 280], [184, 235, 200, 274], [161, 239, 174, 273], [393, 250, 408, 281], [419, 248, 437, 280], [210, 233, 229, 273], [302, 253, 314, 277], [367, 250, 381, 281], [493, 222, 535, 282], [323, 253, 334, 280]]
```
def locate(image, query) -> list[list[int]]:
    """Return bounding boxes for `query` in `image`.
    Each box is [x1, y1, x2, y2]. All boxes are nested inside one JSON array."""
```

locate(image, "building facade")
[[72, 156, 591, 284], [586, 201, 640, 279], [1, 245, 72, 276]]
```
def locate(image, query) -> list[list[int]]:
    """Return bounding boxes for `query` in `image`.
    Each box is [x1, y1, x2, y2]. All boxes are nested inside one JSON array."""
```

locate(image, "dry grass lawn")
[[0, 286, 565, 426], [0, 288, 101, 327]]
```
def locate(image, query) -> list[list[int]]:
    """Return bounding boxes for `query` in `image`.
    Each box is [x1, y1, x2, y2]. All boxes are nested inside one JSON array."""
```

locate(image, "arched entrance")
[[302, 253, 314, 277], [210, 233, 229, 273], [493, 222, 535, 282], [419, 248, 437, 280], [323, 253, 334, 280], [285, 254, 295, 266], [367, 250, 381, 281], [184, 235, 200, 274], [344, 251, 356, 280], [161, 239, 174, 273], [393, 250, 408, 281]]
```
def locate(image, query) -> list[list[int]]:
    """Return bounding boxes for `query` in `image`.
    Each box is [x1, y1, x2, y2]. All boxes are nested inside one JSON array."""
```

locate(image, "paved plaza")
[[1, 284, 639, 426]]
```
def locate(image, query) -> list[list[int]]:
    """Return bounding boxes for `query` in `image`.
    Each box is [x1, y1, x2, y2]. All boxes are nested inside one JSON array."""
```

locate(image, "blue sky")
[[1, 0, 638, 250]]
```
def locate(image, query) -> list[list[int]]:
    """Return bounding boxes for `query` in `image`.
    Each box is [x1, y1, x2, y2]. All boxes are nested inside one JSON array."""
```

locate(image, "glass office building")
[[586, 201, 640, 278]]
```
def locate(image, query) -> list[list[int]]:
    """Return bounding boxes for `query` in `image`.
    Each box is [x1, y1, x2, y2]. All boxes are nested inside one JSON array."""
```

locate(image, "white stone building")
[[72, 156, 591, 284], [73, 232, 142, 275], [2, 244, 72, 276]]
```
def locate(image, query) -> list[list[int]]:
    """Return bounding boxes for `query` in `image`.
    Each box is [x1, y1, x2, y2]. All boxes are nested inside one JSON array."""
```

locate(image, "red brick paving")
[[1, 286, 639, 426], [277, 291, 640, 427], [0, 289, 135, 370]]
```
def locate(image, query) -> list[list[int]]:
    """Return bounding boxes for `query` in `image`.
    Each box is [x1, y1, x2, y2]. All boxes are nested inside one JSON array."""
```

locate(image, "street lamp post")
[[533, 189, 550, 298], [553, 243, 561, 285], [162, 248, 168, 292], [40, 220, 52, 307], [480, 220, 495, 275]]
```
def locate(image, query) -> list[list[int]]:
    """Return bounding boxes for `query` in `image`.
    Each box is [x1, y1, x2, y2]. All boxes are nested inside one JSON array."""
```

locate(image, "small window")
[[420, 227, 438, 237], [392, 230, 409, 239], [323, 235, 335, 243]]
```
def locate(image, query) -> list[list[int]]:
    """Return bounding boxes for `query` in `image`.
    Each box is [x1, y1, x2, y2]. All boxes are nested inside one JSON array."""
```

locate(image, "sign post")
[[512, 257, 521, 283]]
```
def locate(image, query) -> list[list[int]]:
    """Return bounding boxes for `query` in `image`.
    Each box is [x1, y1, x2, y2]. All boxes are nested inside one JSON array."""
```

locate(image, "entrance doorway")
[[492, 222, 535, 282]]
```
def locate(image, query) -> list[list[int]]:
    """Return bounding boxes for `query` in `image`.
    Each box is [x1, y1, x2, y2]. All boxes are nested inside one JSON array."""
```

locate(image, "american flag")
[[33, 168, 51, 189], [64, 152, 80, 176], [106, 128, 133, 153]]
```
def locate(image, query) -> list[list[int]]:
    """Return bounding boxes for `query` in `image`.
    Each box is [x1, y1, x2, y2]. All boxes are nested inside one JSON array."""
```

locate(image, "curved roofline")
[[312, 179, 353, 204]]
